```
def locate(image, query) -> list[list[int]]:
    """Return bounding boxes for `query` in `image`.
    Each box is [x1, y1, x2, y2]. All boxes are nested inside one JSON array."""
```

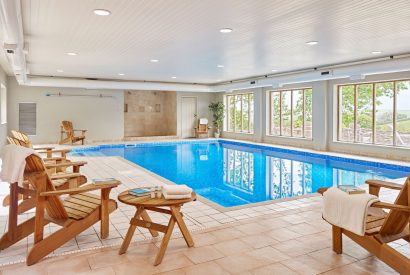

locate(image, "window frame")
[[336, 78, 410, 148], [267, 87, 313, 139], [225, 92, 254, 134]]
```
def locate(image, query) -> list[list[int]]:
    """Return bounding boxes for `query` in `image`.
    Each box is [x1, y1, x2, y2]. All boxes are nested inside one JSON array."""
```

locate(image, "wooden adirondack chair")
[[59, 121, 87, 145], [194, 118, 210, 138], [11, 130, 71, 158], [0, 154, 120, 265], [318, 176, 410, 274], [4, 137, 88, 207]]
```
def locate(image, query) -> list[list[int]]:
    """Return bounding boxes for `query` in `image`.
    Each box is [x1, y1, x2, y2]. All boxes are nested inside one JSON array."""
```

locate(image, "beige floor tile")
[[251, 262, 298, 275], [112, 258, 158, 275], [281, 254, 334, 275], [212, 238, 253, 256], [246, 246, 291, 263], [241, 234, 279, 249], [78, 266, 116, 275], [320, 262, 372, 275], [182, 261, 230, 275], [191, 232, 219, 247], [215, 254, 269, 274], [308, 247, 356, 268], [151, 253, 194, 273], [267, 228, 302, 242], [233, 223, 267, 235], [210, 228, 246, 242], [356, 256, 397, 274], [182, 245, 224, 264]]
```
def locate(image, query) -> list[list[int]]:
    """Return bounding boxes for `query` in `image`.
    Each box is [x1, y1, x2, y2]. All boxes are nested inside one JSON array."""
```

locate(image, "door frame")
[[180, 96, 198, 138]]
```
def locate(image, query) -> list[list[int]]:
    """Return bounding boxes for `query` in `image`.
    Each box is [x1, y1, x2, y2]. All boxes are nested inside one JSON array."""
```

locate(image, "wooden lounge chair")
[[59, 120, 87, 145], [318, 176, 410, 274], [11, 130, 71, 158], [4, 137, 88, 207], [0, 153, 120, 265], [194, 118, 210, 138]]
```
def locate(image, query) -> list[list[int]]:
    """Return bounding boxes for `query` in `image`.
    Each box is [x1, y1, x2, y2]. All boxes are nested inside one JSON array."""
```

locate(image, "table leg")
[[119, 207, 143, 255], [154, 216, 176, 266], [171, 206, 194, 247], [141, 210, 159, 237]]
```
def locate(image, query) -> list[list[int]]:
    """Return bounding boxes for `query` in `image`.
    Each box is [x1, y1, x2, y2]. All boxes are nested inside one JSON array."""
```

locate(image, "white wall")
[[0, 66, 7, 146], [218, 71, 410, 161], [7, 77, 124, 144]]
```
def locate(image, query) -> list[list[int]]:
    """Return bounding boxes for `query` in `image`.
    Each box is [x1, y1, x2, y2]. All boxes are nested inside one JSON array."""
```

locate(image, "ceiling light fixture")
[[66, 52, 77, 56], [220, 28, 233, 33], [371, 51, 382, 54], [150, 59, 159, 63], [56, 69, 64, 73], [93, 9, 111, 16], [306, 41, 318, 45], [171, 76, 177, 79], [118, 73, 125, 76], [217, 65, 224, 68], [271, 69, 278, 72]]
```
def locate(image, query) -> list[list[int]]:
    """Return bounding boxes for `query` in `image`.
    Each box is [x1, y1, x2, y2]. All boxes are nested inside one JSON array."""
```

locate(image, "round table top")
[[118, 190, 197, 207]]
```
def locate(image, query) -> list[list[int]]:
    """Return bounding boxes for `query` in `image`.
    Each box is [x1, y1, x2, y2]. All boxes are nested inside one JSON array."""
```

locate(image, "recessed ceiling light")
[[171, 76, 177, 79], [217, 65, 224, 68], [118, 73, 125, 76], [271, 69, 278, 72], [306, 41, 318, 45], [220, 28, 233, 33], [66, 52, 77, 56], [56, 69, 64, 73], [150, 59, 159, 63], [371, 51, 382, 54], [93, 9, 111, 16]]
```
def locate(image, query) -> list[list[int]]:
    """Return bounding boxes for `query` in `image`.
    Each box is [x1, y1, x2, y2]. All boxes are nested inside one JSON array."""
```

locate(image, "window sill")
[[265, 135, 313, 141], [223, 131, 254, 135], [332, 140, 410, 150]]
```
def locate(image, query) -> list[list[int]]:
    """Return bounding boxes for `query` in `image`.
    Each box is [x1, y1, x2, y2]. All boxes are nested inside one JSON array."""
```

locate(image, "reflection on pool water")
[[71, 140, 410, 207]]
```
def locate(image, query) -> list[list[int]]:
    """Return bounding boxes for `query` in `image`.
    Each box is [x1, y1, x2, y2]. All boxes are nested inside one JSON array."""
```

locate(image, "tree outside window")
[[225, 93, 254, 133]]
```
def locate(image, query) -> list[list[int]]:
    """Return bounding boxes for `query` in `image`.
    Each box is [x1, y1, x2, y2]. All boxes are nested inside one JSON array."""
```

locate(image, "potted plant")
[[208, 101, 225, 138]]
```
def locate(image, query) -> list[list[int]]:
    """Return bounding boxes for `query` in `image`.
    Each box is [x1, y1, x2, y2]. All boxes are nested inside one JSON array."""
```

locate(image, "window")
[[337, 80, 410, 147], [0, 84, 6, 124], [19, 103, 36, 135], [226, 93, 254, 133], [268, 88, 312, 138]]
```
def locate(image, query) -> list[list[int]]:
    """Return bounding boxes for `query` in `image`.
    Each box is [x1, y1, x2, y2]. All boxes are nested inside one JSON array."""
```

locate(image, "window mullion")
[[302, 90, 305, 138], [372, 83, 376, 144], [290, 90, 293, 137], [393, 81, 397, 146], [353, 84, 357, 142]]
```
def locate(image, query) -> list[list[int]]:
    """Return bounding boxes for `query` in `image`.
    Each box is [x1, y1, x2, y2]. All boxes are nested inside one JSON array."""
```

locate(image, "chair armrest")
[[50, 172, 82, 180], [372, 201, 410, 212], [33, 146, 55, 151], [40, 181, 120, 196], [365, 179, 403, 190], [37, 149, 71, 154], [45, 161, 87, 169], [43, 157, 65, 162]]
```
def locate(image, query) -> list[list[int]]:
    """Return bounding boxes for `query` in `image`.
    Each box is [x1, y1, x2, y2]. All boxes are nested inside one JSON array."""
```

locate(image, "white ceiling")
[[19, 0, 410, 84]]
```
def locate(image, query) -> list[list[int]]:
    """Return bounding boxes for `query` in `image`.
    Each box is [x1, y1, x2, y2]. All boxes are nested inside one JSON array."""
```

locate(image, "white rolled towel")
[[162, 184, 192, 195], [163, 193, 192, 200]]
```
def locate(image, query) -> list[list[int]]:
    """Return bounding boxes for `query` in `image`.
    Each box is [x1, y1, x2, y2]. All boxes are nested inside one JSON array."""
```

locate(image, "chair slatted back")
[[62, 121, 74, 140], [379, 176, 410, 236], [7, 136, 30, 148], [198, 124, 207, 132], [11, 130, 33, 147], [25, 155, 69, 220]]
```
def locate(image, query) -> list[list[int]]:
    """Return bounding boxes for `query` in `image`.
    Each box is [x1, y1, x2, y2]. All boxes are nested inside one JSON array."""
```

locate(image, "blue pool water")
[[71, 140, 410, 207]]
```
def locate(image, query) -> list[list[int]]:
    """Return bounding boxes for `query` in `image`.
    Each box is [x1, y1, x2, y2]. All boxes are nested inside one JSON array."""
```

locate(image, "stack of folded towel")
[[162, 184, 192, 199]]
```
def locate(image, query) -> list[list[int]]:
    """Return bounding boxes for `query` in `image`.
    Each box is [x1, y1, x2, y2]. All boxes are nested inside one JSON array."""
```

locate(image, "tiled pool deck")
[[0, 140, 407, 274]]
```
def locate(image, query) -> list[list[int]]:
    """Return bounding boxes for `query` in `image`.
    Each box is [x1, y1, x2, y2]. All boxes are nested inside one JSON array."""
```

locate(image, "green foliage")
[[208, 101, 225, 133]]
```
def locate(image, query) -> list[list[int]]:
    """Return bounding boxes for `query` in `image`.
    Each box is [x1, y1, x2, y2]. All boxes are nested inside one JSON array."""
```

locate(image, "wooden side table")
[[118, 190, 197, 265]]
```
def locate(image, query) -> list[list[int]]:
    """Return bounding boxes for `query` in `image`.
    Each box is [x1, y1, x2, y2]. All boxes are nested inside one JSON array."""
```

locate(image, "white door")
[[181, 97, 197, 138]]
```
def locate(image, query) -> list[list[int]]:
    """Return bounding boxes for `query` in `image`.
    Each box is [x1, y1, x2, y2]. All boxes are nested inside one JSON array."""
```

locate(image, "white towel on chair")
[[322, 187, 379, 236], [162, 184, 192, 195], [199, 118, 208, 124], [0, 144, 40, 186]]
